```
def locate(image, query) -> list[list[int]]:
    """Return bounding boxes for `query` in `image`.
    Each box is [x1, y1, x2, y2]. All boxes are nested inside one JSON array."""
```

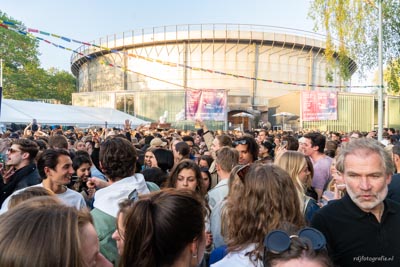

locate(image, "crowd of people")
[[1, 121, 400, 267]]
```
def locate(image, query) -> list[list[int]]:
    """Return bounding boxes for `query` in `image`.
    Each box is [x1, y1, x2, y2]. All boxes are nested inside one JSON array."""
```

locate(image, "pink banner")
[[186, 89, 227, 121], [301, 91, 338, 121]]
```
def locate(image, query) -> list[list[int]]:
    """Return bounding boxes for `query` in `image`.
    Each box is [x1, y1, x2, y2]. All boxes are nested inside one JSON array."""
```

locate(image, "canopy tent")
[[0, 99, 149, 128]]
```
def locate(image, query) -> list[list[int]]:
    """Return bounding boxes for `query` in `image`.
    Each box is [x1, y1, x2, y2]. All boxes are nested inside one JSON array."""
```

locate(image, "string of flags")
[[0, 18, 381, 90]]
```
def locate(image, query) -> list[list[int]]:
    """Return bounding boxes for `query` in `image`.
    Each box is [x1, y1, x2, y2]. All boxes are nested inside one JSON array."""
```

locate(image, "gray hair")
[[336, 138, 394, 175]]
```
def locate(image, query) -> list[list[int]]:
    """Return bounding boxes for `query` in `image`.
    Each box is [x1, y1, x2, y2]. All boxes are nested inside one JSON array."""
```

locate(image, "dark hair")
[[141, 167, 168, 187], [166, 159, 205, 195], [199, 155, 213, 168], [233, 135, 259, 162], [324, 140, 338, 158], [48, 135, 69, 150], [119, 189, 206, 267], [12, 138, 39, 161], [260, 140, 273, 152], [182, 135, 195, 145], [200, 167, 212, 191], [99, 137, 137, 181], [393, 143, 400, 156], [282, 135, 299, 151], [304, 133, 326, 153], [304, 156, 314, 181], [33, 139, 48, 151], [152, 148, 174, 173], [72, 150, 92, 171], [37, 149, 71, 179], [175, 141, 190, 159], [144, 135, 154, 145]]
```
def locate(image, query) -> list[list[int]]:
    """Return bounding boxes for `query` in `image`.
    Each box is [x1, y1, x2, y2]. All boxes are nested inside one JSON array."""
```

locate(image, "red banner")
[[301, 91, 338, 121]]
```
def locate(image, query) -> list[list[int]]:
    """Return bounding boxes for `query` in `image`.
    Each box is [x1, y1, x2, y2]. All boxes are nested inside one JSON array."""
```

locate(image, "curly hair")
[[99, 137, 137, 181], [223, 163, 305, 262]]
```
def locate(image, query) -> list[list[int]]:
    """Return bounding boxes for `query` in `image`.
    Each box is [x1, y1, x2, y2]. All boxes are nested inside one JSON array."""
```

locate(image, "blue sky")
[[1, 0, 315, 72]]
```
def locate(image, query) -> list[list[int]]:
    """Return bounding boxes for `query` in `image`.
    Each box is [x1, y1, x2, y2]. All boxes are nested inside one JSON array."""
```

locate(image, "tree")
[[0, 11, 76, 103], [384, 59, 400, 95], [308, 0, 400, 84]]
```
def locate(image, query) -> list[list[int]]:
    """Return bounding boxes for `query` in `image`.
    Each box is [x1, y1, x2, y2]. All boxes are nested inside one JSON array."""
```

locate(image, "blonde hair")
[[274, 151, 308, 212]]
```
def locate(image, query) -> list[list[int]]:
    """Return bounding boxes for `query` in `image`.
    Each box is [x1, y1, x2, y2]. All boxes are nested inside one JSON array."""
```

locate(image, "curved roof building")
[[70, 24, 356, 130]]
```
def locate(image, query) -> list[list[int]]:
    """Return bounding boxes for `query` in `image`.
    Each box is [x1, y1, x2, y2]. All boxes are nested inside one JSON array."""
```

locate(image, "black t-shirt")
[[311, 194, 400, 266]]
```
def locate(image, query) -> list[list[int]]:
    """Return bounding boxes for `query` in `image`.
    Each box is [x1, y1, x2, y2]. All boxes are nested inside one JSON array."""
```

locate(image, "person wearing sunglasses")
[[0, 139, 41, 206], [263, 224, 333, 267], [232, 135, 259, 165]]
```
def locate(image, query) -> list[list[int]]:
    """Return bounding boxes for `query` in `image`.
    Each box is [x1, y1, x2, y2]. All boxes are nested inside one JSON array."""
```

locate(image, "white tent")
[[0, 99, 149, 128]]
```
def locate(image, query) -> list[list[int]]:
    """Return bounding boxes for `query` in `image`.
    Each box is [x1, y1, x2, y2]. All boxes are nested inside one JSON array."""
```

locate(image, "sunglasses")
[[233, 139, 248, 146], [7, 148, 22, 154], [264, 227, 326, 254], [128, 189, 139, 202]]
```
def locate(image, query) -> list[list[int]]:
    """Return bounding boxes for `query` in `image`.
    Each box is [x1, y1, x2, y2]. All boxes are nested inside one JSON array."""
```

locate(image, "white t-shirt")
[[0, 183, 86, 214], [211, 244, 263, 267]]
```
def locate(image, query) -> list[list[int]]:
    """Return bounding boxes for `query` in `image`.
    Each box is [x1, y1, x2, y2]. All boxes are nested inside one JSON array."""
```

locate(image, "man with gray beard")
[[311, 138, 400, 267]]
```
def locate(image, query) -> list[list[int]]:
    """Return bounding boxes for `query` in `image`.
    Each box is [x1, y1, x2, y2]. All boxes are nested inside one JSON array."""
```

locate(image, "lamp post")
[[377, 0, 383, 141]]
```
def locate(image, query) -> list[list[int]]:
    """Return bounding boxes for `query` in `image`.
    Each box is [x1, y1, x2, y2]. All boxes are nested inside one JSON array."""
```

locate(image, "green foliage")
[[309, 0, 400, 82], [0, 11, 76, 104], [384, 59, 400, 95]]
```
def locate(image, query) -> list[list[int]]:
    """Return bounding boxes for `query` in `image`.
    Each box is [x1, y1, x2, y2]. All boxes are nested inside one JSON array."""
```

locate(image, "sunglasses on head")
[[128, 189, 139, 202], [264, 227, 326, 254], [233, 139, 248, 146]]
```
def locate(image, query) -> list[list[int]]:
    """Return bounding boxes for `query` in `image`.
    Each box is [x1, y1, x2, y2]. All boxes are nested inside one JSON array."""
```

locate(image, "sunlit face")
[[75, 141, 86, 151], [299, 138, 314, 156], [235, 144, 253, 165], [257, 131, 267, 143], [331, 133, 340, 141], [144, 151, 157, 168], [6, 145, 27, 169], [175, 168, 198, 192], [46, 154, 74, 186], [274, 138, 281, 146], [201, 171, 210, 191], [76, 162, 91, 182], [112, 213, 125, 255], [330, 159, 344, 186], [343, 151, 391, 214], [85, 142, 93, 152]]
